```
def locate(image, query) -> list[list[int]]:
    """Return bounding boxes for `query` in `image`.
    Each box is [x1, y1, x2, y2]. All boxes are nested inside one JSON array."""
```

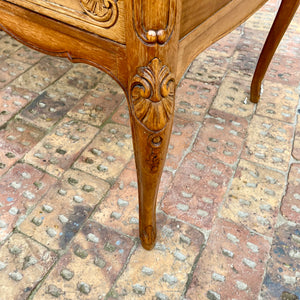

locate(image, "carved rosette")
[[133, 0, 176, 44], [80, 0, 118, 27], [130, 58, 175, 132]]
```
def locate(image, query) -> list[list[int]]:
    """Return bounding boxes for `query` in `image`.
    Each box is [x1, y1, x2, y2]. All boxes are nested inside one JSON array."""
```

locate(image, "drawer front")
[[180, 0, 232, 38], [8, 0, 126, 43]]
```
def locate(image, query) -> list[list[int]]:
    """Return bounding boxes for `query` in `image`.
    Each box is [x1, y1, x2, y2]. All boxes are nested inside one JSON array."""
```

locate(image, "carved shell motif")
[[80, 0, 118, 27], [130, 58, 175, 132]]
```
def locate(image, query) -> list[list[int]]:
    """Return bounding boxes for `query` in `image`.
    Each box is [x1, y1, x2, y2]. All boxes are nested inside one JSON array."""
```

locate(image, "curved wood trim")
[[0, 1, 128, 92]]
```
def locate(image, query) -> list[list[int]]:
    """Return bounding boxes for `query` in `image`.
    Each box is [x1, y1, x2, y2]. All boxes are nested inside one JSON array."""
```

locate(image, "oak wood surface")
[[8, 0, 126, 43], [0, 0, 298, 250], [180, 0, 232, 38]]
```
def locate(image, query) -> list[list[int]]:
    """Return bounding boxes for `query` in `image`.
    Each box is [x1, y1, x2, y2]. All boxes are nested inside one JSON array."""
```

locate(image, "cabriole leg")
[[126, 58, 175, 250], [251, 0, 300, 103]]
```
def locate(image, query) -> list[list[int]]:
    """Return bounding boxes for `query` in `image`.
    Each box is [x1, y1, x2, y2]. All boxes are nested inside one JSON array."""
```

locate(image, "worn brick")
[[259, 0, 279, 13], [9, 46, 45, 64], [68, 82, 124, 127], [0, 163, 56, 242], [281, 164, 300, 223], [99, 71, 119, 86], [289, 11, 300, 34], [0, 58, 31, 88], [242, 115, 294, 171], [19, 169, 109, 250], [92, 167, 172, 237], [34, 221, 134, 299], [211, 75, 254, 118], [111, 100, 131, 127], [0, 118, 45, 176], [162, 152, 232, 230], [111, 213, 204, 299], [260, 224, 300, 299], [231, 50, 259, 74], [45, 63, 103, 99], [186, 218, 271, 300], [12, 57, 71, 93], [264, 54, 300, 86], [277, 31, 300, 58], [293, 115, 300, 160], [175, 79, 217, 122], [165, 117, 200, 172], [0, 35, 22, 59], [74, 123, 133, 183], [20, 91, 79, 129], [0, 86, 37, 126], [204, 28, 242, 58], [256, 82, 299, 123], [24, 117, 98, 177], [220, 160, 285, 236], [0, 233, 56, 299], [235, 29, 266, 54], [244, 11, 276, 31], [186, 52, 227, 85], [193, 109, 248, 165]]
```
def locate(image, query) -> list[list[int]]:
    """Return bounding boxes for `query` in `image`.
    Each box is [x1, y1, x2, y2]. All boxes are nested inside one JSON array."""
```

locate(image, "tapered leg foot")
[[127, 58, 175, 250], [250, 0, 300, 103], [250, 80, 262, 104]]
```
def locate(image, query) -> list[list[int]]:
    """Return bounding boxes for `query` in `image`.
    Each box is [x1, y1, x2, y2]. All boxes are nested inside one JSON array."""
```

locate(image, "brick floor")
[[0, 2, 300, 299]]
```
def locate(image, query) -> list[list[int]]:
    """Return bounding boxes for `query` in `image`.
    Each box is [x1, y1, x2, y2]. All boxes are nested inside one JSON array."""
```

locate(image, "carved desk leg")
[[251, 0, 300, 103], [124, 0, 181, 250], [127, 58, 175, 249]]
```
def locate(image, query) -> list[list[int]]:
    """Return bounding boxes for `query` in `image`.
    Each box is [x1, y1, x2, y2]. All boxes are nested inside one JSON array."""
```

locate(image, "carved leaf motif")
[[130, 58, 175, 132], [80, 0, 118, 27]]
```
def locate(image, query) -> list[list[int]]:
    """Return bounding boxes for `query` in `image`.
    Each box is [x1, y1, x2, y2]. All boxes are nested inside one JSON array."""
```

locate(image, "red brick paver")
[[293, 115, 300, 160], [281, 164, 300, 223], [0, 86, 37, 126], [0, 233, 57, 299], [260, 223, 300, 299], [193, 109, 248, 165], [34, 221, 134, 299], [0, 2, 299, 299], [0, 163, 56, 242], [0, 119, 45, 176], [186, 218, 271, 300], [162, 152, 233, 230], [220, 159, 286, 236]]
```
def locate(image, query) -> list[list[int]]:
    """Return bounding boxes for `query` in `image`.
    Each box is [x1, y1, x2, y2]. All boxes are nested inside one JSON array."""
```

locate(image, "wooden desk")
[[0, 0, 299, 250]]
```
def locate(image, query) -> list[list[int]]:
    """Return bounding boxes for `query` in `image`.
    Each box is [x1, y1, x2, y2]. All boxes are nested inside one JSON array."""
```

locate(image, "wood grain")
[[8, 0, 126, 43], [180, 0, 232, 38], [0, 0, 298, 250]]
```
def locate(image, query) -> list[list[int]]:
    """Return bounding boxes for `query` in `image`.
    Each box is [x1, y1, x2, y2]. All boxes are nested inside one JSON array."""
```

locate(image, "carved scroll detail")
[[133, 0, 176, 44], [80, 0, 118, 27], [130, 58, 175, 132]]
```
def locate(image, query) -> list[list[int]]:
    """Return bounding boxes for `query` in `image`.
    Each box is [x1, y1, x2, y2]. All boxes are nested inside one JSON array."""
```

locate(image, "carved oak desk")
[[0, 0, 299, 250]]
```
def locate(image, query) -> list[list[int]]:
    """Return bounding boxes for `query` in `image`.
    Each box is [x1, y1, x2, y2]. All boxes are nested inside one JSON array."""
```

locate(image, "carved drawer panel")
[[7, 0, 125, 43]]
